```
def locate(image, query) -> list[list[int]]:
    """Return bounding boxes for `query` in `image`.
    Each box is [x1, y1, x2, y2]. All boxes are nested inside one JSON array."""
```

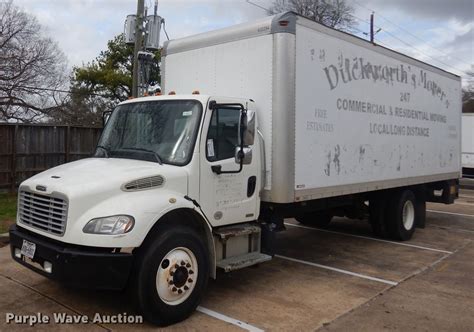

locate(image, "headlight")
[[83, 215, 135, 235]]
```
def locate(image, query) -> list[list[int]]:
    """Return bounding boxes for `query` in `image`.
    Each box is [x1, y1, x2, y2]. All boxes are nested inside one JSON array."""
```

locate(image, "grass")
[[0, 193, 17, 234]]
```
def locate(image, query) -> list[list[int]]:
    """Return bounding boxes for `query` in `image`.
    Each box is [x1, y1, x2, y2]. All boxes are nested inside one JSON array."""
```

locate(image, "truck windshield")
[[95, 100, 202, 165]]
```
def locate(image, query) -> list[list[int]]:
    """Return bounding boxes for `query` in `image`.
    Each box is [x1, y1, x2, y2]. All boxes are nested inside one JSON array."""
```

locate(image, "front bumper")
[[9, 225, 134, 290]]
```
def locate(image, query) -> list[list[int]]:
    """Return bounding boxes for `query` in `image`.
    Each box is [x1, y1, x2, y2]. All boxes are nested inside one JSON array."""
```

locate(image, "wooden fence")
[[0, 124, 102, 193]]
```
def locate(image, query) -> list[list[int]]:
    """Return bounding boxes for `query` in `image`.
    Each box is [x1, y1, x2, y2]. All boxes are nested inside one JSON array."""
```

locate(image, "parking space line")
[[427, 210, 474, 218], [284, 223, 453, 254], [197, 306, 264, 332], [275, 255, 398, 286]]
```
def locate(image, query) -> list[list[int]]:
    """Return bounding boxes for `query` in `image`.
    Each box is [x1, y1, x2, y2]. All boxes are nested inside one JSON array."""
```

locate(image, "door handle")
[[211, 165, 222, 174], [247, 176, 257, 197]]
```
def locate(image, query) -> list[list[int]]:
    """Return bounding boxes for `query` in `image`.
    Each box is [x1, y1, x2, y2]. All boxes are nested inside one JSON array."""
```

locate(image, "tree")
[[47, 86, 105, 126], [463, 70, 474, 113], [268, 0, 356, 31], [0, 1, 68, 122], [71, 34, 161, 105], [57, 34, 161, 126]]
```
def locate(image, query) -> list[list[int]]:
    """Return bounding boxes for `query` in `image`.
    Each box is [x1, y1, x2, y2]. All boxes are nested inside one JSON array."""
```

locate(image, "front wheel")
[[132, 226, 209, 326]]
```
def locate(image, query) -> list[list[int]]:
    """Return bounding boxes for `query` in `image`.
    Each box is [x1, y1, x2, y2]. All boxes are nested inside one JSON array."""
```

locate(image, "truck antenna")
[[246, 0, 268, 12]]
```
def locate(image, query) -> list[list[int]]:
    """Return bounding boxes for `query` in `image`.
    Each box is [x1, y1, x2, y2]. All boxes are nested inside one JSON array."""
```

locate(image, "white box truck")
[[10, 12, 461, 325], [462, 113, 474, 177]]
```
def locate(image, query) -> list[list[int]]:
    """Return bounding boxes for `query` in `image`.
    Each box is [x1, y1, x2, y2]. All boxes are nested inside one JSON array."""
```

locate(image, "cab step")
[[213, 223, 272, 272], [216, 252, 272, 272]]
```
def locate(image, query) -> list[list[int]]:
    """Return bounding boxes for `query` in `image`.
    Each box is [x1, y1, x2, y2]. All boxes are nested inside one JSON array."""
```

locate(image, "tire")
[[386, 190, 417, 241], [296, 213, 332, 228], [132, 226, 209, 326]]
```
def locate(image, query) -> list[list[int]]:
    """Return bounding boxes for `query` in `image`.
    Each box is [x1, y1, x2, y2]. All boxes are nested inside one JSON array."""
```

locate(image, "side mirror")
[[235, 146, 253, 165], [102, 111, 112, 127], [239, 110, 255, 146]]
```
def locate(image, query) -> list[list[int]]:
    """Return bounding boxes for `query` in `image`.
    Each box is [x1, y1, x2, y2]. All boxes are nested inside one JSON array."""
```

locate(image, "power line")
[[349, 13, 369, 25], [162, 18, 170, 41], [346, 10, 469, 75], [349, 0, 472, 67], [246, 0, 269, 12], [379, 29, 468, 75], [0, 85, 110, 97]]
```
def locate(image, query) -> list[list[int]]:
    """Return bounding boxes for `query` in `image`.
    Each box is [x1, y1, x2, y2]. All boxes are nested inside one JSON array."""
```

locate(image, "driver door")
[[199, 98, 260, 226]]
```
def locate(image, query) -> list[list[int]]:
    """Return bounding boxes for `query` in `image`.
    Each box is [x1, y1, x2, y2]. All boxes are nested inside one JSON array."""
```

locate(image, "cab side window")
[[206, 108, 240, 161]]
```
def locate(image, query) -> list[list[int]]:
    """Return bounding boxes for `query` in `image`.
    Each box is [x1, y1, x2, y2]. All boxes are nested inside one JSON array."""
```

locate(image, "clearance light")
[[128, 96, 135, 100], [155, 92, 162, 96], [192, 90, 200, 95], [169, 91, 176, 95], [144, 92, 149, 96], [279, 20, 289, 27]]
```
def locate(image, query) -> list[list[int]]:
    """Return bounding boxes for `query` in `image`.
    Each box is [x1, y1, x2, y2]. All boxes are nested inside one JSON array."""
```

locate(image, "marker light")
[[169, 91, 176, 95], [192, 90, 200, 95]]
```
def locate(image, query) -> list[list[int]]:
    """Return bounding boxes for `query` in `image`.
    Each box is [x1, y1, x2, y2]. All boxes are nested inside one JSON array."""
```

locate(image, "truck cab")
[[10, 94, 269, 325]]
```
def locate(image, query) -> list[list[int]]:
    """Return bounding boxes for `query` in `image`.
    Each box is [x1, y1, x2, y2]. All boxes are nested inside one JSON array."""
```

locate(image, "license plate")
[[21, 240, 36, 259]]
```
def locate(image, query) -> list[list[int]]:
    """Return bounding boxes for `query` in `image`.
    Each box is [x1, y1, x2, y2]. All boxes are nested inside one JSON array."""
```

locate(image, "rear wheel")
[[386, 190, 417, 241], [296, 213, 332, 228], [132, 226, 209, 326]]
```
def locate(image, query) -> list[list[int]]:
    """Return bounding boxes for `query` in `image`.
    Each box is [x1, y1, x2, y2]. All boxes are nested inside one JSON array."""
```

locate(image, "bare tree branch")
[[0, 1, 68, 122], [268, 0, 356, 31]]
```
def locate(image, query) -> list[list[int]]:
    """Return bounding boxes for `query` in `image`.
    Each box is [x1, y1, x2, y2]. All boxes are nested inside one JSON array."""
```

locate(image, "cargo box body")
[[162, 12, 462, 204], [462, 114, 474, 170]]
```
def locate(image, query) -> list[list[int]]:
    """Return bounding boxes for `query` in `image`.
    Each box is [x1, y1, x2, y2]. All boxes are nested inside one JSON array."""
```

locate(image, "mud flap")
[[369, 193, 390, 238]]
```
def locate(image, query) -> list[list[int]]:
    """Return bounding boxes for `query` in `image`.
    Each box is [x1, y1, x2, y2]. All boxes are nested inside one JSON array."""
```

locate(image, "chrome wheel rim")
[[156, 247, 198, 305], [402, 200, 415, 231]]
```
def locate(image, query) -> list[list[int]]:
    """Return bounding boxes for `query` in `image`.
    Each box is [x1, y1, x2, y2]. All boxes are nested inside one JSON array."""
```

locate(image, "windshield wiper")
[[96, 145, 109, 158], [125, 147, 163, 165]]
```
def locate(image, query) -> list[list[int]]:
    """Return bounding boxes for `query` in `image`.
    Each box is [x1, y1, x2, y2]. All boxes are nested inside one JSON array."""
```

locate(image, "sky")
[[12, 0, 474, 84]]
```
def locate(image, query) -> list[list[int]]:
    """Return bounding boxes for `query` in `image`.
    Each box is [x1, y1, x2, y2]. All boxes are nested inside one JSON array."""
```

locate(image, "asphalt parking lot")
[[1, 190, 473, 331]]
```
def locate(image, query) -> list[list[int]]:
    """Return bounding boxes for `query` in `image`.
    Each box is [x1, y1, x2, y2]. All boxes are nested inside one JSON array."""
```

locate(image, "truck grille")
[[19, 191, 68, 236]]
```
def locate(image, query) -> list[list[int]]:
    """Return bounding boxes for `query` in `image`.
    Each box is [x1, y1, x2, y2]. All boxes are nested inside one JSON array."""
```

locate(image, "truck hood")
[[20, 158, 189, 199]]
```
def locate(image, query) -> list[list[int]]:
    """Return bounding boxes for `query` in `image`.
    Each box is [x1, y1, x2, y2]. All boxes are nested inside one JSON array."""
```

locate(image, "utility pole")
[[132, 0, 145, 97], [370, 12, 374, 43]]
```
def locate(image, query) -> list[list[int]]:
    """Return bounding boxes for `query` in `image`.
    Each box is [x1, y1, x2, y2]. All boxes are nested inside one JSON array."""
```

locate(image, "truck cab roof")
[[119, 94, 254, 109]]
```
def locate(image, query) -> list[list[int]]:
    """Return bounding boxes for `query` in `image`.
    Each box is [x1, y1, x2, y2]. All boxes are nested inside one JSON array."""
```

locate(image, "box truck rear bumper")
[[9, 225, 133, 290]]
